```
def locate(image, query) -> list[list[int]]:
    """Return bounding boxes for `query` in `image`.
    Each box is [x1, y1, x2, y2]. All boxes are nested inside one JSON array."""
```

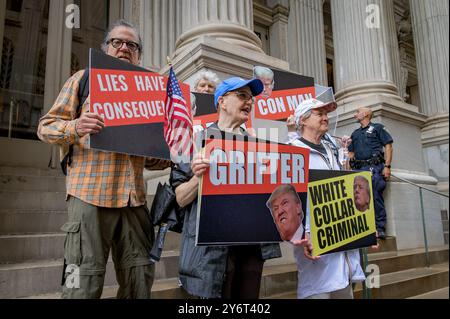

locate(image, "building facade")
[[0, 0, 448, 250]]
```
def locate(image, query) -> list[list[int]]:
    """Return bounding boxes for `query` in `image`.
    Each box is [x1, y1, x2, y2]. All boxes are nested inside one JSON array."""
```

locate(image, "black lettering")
[[358, 215, 369, 233], [350, 217, 358, 236], [339, 179, 348, 198], [332, 223, 339, 242], [331, 201, 340, 222], [347, 198, 355, 216], [337, 220, 349, 242], [322, 183, 332, 202], [340, 199, 349, 219], [317, 229, 326, 249], [309, 185, 323, 205], [322, 205, 331, 225], [313, 207, 323, 227], [362, 214, 369, 231], [325, 226, 335, 246], [332, 180, 341, 199]]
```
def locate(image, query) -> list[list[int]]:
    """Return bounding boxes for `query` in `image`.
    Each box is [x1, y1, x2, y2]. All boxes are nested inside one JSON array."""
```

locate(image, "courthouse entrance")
[[0, 0, 115, 167]]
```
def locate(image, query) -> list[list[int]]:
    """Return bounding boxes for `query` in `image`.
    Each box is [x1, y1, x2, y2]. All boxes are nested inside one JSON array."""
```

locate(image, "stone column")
[[331, 0, 402, 102], [44, 0, 73, 168], [140, 0, 178, 71], [43, 0, 73, 113], [288, 0, 328, 86], [410, 0, 449, 195], [268, 2, 289, 61], [174, 0, 263, 54], [410, 0, 449, 116]]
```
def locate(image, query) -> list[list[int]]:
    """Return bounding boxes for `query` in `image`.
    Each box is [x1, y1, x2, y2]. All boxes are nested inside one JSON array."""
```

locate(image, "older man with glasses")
[[37, 19, 167, 299]]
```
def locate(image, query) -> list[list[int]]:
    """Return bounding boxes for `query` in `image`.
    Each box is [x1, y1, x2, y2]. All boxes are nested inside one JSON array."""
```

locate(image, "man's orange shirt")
[[38, 70, 146, 208]]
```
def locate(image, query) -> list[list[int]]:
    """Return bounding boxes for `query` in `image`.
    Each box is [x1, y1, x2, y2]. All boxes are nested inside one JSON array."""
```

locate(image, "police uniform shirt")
[[348, 122, 393, 160]]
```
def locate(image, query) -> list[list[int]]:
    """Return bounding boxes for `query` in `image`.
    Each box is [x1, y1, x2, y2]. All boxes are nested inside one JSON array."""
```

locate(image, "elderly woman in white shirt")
[[286, 98, 366, 299]]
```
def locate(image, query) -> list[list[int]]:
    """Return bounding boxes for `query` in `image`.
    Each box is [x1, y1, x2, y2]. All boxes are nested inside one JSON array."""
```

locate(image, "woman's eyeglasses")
[[224, 91, 255, 102]]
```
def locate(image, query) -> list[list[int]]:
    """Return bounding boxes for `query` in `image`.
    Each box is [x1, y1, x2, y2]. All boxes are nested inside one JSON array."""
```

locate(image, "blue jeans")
[[360, 164, 387, 232]]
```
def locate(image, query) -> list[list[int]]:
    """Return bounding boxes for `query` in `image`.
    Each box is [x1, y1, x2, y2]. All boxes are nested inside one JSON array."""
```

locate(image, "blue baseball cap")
[[214, 77, 264, 108]]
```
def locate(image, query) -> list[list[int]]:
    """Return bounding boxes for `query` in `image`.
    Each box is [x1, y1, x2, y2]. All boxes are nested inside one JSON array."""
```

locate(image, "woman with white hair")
[[286, 98, 366, 299], [192, 70, 220, 94]]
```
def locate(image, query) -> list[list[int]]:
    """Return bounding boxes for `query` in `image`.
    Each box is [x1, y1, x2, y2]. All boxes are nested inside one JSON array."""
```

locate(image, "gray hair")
[[101, 19, 143, 57], [254, 66, 274, 82], [192, 70, 220, 91], [297, 110, 312, 133]]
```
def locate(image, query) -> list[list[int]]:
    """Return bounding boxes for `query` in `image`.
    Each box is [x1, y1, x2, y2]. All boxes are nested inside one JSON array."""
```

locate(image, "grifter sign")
[[196, 129, 310, 245]]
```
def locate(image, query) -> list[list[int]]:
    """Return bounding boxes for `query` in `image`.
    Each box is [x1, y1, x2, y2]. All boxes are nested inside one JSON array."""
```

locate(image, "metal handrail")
[[360, 172, 448, 299], [390, 173, 449, 198]]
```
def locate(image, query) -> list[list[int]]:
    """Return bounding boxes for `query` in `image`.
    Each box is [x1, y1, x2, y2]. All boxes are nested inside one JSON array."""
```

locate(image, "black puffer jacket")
[[170, 125, 281, 298]]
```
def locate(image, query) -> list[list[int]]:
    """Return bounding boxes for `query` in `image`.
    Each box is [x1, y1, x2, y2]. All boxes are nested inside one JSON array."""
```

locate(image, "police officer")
[[348, 107, 393, 240]]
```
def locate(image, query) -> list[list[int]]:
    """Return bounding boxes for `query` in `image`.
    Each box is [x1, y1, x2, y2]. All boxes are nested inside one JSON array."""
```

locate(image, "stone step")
[[355, 262, 449, 299], [0, 230, 181, 263], [265, 291, 296, 299], [366, 246, 449, 275], [0, 233, 65, 263], [368, 236, 397, 253], [0, 209, 67, 235], [0, 166, 63, 177], [408, 286, 449, 299], [0, 174, 66, 192], [259, 263, 297, 298], [19, 263, 298, 299], [0, 190, 67, 211], [0, 250, 180, 299]]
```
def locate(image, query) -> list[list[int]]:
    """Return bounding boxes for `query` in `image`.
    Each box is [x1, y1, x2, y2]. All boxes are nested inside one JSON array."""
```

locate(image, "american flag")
[[164, 67, 193, 163]]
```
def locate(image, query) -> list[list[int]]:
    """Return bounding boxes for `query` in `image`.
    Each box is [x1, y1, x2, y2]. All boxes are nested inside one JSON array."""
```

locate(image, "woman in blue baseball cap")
[[170, 76, 281, 299]]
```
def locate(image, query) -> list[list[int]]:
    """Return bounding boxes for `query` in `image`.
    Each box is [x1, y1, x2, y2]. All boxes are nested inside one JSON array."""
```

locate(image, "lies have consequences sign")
[[88, 49, 190, 158], [197, 129, 310, 245]]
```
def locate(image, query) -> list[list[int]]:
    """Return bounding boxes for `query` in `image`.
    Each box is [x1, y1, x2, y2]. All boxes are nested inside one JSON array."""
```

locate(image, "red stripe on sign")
[[202, 139, 310, 195], [90, 68, 190, 127], [254, 87, 316, 121]]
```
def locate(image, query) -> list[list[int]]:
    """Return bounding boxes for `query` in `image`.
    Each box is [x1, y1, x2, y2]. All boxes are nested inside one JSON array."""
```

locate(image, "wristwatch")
[[385, 165, 391, 169]]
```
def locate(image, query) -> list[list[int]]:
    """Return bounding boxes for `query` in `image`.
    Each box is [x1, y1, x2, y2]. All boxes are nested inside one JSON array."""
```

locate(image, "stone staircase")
[[1, 166, 448, 299], [267, 237, 449, 299]]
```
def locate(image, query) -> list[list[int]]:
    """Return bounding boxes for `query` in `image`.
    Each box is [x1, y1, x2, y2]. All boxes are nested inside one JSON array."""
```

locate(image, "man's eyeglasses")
[[224, 91, 254, 102], [107, 38, 140, 52]]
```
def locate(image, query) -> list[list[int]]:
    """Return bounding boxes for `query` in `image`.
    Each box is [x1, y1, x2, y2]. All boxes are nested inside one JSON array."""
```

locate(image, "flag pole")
[[167, 56, 173, 68]]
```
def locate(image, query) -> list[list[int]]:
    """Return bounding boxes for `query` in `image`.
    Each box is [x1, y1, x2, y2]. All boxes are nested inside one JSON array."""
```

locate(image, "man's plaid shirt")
[[38, 70, 164, 208]]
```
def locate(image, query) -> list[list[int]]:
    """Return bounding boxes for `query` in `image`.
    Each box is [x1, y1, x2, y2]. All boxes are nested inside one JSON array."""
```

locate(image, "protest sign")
[[88, 48, 190, 159], [253, 66, 315, 121], [308, 170, 377, 256], [196, 128, 310, 245]]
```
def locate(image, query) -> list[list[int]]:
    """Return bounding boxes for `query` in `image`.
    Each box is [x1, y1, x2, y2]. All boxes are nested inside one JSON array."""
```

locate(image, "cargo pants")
[[61, 196, 155, 299]]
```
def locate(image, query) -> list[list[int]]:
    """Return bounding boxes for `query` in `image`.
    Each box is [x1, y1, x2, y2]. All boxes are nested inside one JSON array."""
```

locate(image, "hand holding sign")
[[303, 232, 321, 261], [286, 115, 296, 133], [75, 112, 105, 137], [191, 152, 210, 178]]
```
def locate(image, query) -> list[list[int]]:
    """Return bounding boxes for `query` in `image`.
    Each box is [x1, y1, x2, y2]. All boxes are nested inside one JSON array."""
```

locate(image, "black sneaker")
[[377, 230, 386, 240]]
